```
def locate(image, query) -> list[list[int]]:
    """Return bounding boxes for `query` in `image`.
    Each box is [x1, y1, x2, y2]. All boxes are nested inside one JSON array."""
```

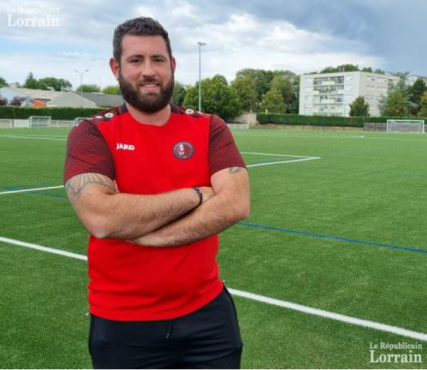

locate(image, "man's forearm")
[[94, 189, 202, 239], [130, 189, 250, 247], [66, 173, 206, 240]]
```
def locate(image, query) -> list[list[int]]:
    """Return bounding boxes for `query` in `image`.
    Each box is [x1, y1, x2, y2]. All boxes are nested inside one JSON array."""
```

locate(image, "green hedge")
[[256, 113, 427, 127], [0, 106, 106, 120]]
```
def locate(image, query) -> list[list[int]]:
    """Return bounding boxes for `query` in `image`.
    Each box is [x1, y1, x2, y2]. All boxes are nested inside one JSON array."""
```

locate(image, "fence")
[[0, 119, 75, 128], [227, 123, 249, 130]]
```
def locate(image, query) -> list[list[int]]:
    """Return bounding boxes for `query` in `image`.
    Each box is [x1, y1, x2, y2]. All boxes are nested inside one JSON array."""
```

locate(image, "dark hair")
[[113, 17, 172, 63]]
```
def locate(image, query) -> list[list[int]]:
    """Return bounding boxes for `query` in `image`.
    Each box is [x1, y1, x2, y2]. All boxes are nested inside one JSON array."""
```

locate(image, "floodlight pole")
[[198, 42, 206, 112], [74, 69, 89, 107]]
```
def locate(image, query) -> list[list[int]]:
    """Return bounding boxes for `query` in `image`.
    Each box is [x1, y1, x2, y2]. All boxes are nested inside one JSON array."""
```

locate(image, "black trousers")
[[89, 287, 243, 369]]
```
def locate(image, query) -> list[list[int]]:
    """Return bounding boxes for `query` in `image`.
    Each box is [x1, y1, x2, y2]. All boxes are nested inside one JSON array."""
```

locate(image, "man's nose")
[[141, 61, 156, 77]]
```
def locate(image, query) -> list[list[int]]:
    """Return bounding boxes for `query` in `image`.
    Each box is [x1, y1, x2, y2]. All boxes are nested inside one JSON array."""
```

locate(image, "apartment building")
[[407, 75, 427, 86], [299, 71, 399, 117]]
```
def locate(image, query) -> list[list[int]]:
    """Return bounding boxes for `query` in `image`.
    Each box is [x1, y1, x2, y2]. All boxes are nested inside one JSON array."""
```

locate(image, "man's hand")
[[129, 167, 250, 247]]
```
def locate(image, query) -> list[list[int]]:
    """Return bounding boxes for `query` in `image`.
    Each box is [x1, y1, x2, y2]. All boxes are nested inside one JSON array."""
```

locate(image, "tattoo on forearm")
[[228, 167, 243, 174], [65, 173, 116, 200]]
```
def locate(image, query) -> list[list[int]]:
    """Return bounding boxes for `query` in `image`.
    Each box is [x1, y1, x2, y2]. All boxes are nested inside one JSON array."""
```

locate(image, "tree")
[[76, 84, 101, 93], [171, 81, 186, 106], [320, 64, 360, 73], [10, 96, 26, 106], [377, 94, 387, 116], [0, 77, 8, 88], [374, 69, 385, 75], [408, 78, 427, 115], [234, 68, 299, 112], [259, 75, 288, 113], [232, 75, 257, 112], [270, 75, 292, 109], [212, 74, 228, 85], [349, 96, 370, 117], [0, 96, 7, 106], [24, 72, 41, 89], [38, 77, 72, 91], [387, 72, 411, 114], [260, 90, 286, 113], [390, 72, 410, 94], [417, 91, 427, 117], [183, 75, 242, 120], [315, 65, 382, 75], [102, 85, 121, 95], [382, 91, 408, 117], [290, 75, 300, 113], [235, 69, 274, 109]]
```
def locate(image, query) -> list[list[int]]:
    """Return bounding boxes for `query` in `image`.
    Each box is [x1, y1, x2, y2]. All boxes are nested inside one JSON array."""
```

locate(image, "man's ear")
[[109, 58, 120, 80], [171, 57, 176, 73]]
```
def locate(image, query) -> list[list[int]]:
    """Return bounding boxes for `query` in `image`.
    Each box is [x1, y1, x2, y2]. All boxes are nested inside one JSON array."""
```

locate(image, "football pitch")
[[1, 127, 427, 369]]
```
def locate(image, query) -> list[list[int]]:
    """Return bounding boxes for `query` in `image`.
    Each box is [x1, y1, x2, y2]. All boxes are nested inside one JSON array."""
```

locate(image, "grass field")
[[1, 127, 427, 369]]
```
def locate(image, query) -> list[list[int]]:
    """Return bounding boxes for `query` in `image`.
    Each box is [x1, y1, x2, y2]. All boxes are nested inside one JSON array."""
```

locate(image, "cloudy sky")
[[1, 0, 426, 89]]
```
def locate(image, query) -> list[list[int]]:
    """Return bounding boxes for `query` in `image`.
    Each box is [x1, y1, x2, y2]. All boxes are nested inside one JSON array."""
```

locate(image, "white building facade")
[[299, 72, 399, 117], [407, 75, 427, 86]]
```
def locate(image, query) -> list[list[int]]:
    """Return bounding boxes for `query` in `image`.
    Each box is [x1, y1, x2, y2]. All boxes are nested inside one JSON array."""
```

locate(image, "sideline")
[[1, 235, 427, 342]]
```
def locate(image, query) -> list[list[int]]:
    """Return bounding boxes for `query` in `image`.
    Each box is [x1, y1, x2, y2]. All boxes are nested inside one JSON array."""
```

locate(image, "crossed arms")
[[65, 167, 250, 247]]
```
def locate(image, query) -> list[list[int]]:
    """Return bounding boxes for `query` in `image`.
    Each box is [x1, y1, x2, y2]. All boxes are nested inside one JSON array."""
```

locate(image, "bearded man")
[[64, 17, 250, 369]]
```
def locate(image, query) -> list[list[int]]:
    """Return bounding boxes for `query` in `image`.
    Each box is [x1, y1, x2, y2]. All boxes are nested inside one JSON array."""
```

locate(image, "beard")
[[118, 70, 174, 114]]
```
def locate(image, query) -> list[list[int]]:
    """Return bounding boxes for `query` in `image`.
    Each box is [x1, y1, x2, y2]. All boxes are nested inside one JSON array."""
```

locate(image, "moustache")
[[137, 78, 161, 87]]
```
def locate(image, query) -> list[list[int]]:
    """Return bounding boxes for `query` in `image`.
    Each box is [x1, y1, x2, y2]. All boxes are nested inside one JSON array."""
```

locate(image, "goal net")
[[29, 116, 52, 128], [386, 119, 425, 133]]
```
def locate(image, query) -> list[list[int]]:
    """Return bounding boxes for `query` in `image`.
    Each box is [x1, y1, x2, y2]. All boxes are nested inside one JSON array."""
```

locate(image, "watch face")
[[173, 141, 195, 160]]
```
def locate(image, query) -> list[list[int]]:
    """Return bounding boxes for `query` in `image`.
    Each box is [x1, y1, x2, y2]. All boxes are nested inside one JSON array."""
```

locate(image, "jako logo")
[[116, 143, 135, 151]]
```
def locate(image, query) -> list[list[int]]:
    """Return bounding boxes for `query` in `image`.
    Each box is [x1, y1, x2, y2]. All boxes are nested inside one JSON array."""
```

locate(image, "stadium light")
[[197, 42, 206, 112], [74, 69, 89, 107]]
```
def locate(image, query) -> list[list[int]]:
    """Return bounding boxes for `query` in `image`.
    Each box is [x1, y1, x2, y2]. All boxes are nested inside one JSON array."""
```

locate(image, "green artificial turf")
[[1, 128, 426, 368]]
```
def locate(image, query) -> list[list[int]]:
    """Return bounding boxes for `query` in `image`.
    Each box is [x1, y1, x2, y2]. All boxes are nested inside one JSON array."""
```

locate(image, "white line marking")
[[0, 236, 87, 261], [233, 132, 427, 142], [242, 151, 318, 159], [0, 134, 66, 141], [242, 152, 321, 168], [2, 235, 427, 342], [228, 288, 427, 342], [0, 185, 64, 195], [247, 157, 320, 168]]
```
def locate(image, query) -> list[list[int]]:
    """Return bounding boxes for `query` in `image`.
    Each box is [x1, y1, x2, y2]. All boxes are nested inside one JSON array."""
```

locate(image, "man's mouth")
[[139, 82, 160, 89]]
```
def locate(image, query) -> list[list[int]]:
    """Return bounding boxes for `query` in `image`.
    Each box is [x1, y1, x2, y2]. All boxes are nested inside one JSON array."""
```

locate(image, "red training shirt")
[[64, 104, 245, 321]]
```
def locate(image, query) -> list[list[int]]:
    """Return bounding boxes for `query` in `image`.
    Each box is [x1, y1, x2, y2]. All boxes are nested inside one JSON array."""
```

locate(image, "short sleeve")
[[208, 115, 246, 176], [63, 120, 115, 184]]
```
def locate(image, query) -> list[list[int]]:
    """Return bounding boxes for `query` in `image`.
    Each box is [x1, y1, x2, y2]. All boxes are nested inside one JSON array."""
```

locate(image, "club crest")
[[173, 141, 194, 160]]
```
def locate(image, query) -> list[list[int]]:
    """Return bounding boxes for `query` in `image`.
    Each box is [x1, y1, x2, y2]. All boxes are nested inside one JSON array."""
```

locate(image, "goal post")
[[386, 119, 425, 133], [28, 116, 52, 128]]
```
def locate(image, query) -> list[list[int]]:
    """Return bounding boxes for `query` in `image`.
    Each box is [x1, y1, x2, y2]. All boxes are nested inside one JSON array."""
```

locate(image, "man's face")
[[113, 35, 175, 114]]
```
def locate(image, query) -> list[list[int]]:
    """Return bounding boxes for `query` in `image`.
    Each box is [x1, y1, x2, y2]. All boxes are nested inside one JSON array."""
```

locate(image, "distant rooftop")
[[6, 87, 64, 101], [79, 92, 124, 107]]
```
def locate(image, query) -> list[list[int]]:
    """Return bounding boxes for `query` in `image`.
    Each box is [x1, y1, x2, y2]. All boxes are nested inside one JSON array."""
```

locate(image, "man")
[[64, 17, 250, 369]]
